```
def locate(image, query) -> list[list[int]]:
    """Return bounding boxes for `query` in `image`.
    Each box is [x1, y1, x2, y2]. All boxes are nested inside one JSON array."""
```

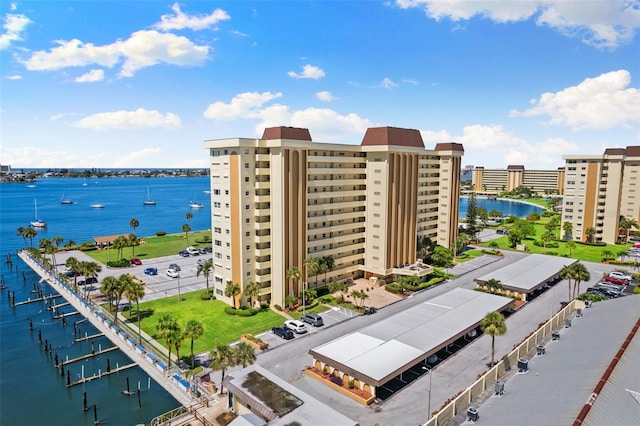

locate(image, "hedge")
[[385, 283, 403, 294], [224, 307, 237, 315], [237, 308, 258, 317]]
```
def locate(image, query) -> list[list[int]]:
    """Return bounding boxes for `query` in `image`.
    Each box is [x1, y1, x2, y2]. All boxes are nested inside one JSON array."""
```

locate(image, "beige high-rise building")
[[472, 166, 565, 195], [562, 147, 640, 244], [203, 126, 464, 307]]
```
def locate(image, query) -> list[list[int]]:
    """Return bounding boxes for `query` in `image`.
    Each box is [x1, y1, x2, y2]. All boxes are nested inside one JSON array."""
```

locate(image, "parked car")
[[284, 320, 308, 334], [200, 247, 213, 254], [178, 250, 190, 257], [168, 263, 181, 271], [62, 269, 79, 277], [608, 271, 632, 281], [166, 269, 179, 278], [590, 286, 619, 298], [144, 267, 158, 275], [363, 306, 377, 315], [197, 258, 208, 267], [130, 258, 142, 266], [186, 246, 200, 256], [78, 277, 98, 286], [604, 276, 628, 286], [595, 281, 624, 291], [301, 313, 324, 327], [271, 326, 294, 340]]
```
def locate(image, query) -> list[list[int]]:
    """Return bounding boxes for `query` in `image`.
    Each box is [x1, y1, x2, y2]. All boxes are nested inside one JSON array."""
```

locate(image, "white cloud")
[[7, 74, 22, 80], [154, 3, 230, 32], [23, 30, 209, 77], [75, 69, 104, 83], [379, 77, 398, 88], [316, 91, 336, 102], [395, 0, 640, 48], [112, 147, 162, 168], [0, 13, 32, 50], [203, 91, 283, 120], [288, 64, 326, 79], [510, 70, 640, 130], [0, 146, 104, 168], [71, 108, 181, 130]]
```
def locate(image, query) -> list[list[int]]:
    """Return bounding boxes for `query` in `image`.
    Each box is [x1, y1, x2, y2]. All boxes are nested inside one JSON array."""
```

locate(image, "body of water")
[[458, 196, 543, 221], [0, 176, 212, 425]]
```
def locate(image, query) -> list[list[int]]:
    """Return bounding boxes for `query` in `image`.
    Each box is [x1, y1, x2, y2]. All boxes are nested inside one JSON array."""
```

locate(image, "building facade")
[[472, 166, 565, 195], [562, 147, 640, 244], [203, 126, 463, 307]]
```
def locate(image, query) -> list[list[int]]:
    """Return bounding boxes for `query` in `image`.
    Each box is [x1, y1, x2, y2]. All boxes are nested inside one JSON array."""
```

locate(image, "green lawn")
[[85, 230, 212, 263], [124, 290, 287, 355]]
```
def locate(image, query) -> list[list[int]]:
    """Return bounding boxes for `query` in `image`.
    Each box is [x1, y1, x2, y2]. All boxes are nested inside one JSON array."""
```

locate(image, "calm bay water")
[[458, 196, 543, 220], [0, 176, 212, 426]]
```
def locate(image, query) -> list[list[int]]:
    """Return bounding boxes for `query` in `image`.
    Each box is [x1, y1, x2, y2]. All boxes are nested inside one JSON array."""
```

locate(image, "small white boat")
[[189, 192, 203, 208], [60, 191, 73, 205], [90, 203, 105, 209], [26, 184, 36, 188], [82, 178, 88, 186], [143, 188, 156, 206], [31, 199, 47, 228]]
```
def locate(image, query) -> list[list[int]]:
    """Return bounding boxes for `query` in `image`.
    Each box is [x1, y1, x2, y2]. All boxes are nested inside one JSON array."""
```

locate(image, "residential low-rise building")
[[472, 165, 565, 195]]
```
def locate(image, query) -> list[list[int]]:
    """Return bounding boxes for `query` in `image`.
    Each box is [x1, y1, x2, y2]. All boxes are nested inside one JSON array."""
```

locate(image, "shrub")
[[156, 231, 166, 237], [319, 295, 333, 303], [106, 258, 130, 267], [329, 374, 343, 386], [79, 241, 97, 251], [634, 286, 640, 295], [348, 379, 355, 389], [385, 283, 403, 294], [199, 290, 214, 300], [260, 302, 269, 310], [274, 304, 282, 311], [323, 366, 329, 374], [237, 308, 258, 317], [316, 287, 330, 297], [224, 307, 237, 316]]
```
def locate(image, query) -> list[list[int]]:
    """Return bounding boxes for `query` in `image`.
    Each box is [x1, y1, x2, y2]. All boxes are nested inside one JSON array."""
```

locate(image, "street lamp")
[[302, 281, 307, 315], [422, 365, 432, 420], [177, 273, 181, 302]]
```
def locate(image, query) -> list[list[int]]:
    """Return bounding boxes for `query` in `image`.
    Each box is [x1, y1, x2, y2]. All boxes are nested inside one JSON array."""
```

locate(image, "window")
[[245, 231, 250, 237], [245, 205, 250, 210], [246, 258, 251, 264], [216, 289, 223, 296], [245, 191, 250, 196], [215, 240, 222, 246], [215, 253, 222, 259], [245, 177, 250, 182], [225, 190, 229, 195], [214, 227, 222, 233], [244, 149, 249, 155], [213, 189, 221, 195], [246, 245, 250, 250]]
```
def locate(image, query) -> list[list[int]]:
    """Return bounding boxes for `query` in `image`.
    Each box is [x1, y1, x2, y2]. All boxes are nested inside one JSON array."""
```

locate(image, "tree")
[[184, 320, 204, 369], [465, 192, 479, 241], [16, 227, 27, 246], [284, 294, 298, 309], [185, 212, 193, 223], [210, 344, 235, 395], [51, 236, 63, 270], [619, 217, 639, 245], [167, 326, 184, 365], [320, 256, 335, 286], [80, 261, 103, 300], [64, 239, 75, 249], [234, 342, 257, 368], [243, 281, 260, 308], [100, 276, 120, 313], [224, 281, 241, 308], [304, 257, 320, 288], [113, 235, 128, 260], [128, 233, 139, 257], [23, 227, 37, 247], [39, 238, 54, 268], [286, 266, 301, 298], [541, 231, 555, 254], [129, 218, 139, 234], [124, 279, 145, 344], [65, 257, 81, 291], [196, 258, 214, 293], [431, 246, 454, 267], [559, 265, 576, 300], [481, 311, 507, 367], [571, 262, 590, 298], [156, 314, 179, 366], [512, 219, 535, 238], [350, 289, 369, 307], [508, 229, 524, 248], [562, 221, 573, 240], [329, 281, 348, 302], [601, 249, 613, 262], [585, 226, 596, 244], [566, 240, 576, 257], [182, 223, 192, 245], [484, 278, 503, 294]]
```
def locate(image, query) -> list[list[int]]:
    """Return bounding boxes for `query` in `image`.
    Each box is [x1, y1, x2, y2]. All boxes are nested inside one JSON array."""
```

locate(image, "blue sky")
[[1, 1, 639, 169]]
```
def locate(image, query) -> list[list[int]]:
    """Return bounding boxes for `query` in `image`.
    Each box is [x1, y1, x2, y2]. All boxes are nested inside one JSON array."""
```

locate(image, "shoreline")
[[460, 195, 548, 210]]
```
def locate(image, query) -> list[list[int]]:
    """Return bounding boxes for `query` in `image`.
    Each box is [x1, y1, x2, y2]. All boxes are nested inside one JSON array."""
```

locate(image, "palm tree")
[[286, 266, 301, 298], [541, 231, 554, 254], [321, 256, 335, 287], [156, 314, 179, 366], [304, 257, 320, 288], [350, 289, 369, 307], [64, 239, 75, 249], [562, 221, 573, 240], [65, 257, 81, 291], [329, 281, 348, 302], [484, 278, 503, 294], [566, 240, 577, 257], [185, 212, 193, 223], [570, 262, 590, 298], [80, 261, 103, 300], [209, 344, 235, 395], [559, 264, 576, 300], [100, 276, 120, 313], [481, 311, 507, 367], [234, 342, 257, 368], [39, 238, 54, 267], [127, 234, 139, 257], [243, 281, 260, 308], [168, 327, 184, 364], [129, 218, 139, 234], [585, 226, 596, 244], [196, 258, 214, 293], [109, 274, 130, 324], [16, 227, 27, 246], [619, 216, 639, 245], [113, 235, 128, 260], [182, 223, 191, 246], [224, 281, 241, 308], [124, 279, 145, 344], [184, 320, 204, 369], [51, 236, 63, 270], [23, 227, 37, 247], [601, 249, 613, 262]]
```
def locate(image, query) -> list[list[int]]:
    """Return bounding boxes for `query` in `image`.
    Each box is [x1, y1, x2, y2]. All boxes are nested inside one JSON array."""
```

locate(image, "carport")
[[308, 288, 512, 402], [474, 254, 577, 301]]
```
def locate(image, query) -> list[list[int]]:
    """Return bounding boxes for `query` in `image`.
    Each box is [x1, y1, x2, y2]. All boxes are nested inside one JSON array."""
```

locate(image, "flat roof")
[[475, 295, 640, 425], [224, 365, 358, 426], [309, 288, 513, 386], [475, 254, 576, 293]]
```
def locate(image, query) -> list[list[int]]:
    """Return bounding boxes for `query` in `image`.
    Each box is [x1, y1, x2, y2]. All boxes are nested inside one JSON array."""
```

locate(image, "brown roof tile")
[[262, 126, 312, 141], [434, 142, 464, 153], [361, 126, 424, 148]]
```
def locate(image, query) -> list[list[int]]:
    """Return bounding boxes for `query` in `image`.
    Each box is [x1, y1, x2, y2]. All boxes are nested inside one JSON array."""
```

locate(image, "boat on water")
[[26, 184, 36, 188], [82, 178, 88, 186], [143, 188, 156, 206], [90, 203, 105, 209], [30, 199, 46, 228], [189, 192, 203, 208], [60, 191, 73, 205]]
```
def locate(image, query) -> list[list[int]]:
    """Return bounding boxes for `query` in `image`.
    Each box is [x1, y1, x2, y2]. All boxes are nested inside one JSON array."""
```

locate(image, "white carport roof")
[[474, 254, 576, 292], [309, 288, 512, 386]]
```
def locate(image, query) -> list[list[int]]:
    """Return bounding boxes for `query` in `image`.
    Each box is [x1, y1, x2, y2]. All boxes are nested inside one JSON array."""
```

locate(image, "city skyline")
[[1, 1, 638, 169]]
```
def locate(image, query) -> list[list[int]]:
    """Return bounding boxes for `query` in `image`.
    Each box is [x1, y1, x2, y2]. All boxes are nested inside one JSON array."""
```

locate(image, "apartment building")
[[203, 126, 463, 307], [472, 166, 565, 195], [562, 147, 640, 244]]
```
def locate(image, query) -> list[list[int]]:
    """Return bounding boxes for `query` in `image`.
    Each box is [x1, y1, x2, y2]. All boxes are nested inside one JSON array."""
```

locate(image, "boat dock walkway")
[[59, 346, 119, 367], [18, 251, 201, 408]]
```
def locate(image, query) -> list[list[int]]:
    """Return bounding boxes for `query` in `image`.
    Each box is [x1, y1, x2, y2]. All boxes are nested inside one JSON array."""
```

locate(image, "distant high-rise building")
[[203, 126, 464, 307], [471, 165, 565, 195], [562, 147, 640, 244]]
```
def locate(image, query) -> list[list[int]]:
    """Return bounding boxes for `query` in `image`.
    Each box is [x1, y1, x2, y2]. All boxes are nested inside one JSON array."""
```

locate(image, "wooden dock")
[[59, 346, 119, 367], [14, 297, 46, 306], [67, 362, 138, 387], [75, 332, 105, 342], [49, 301, 70, 310], [53, 311, 80, 319]]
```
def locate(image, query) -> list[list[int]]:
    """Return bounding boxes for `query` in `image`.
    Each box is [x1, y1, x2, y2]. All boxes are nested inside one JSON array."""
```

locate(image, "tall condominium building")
[[203, 126, 464, 307], [472, 166, 565, 195], [562, 147, 640, 244]]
